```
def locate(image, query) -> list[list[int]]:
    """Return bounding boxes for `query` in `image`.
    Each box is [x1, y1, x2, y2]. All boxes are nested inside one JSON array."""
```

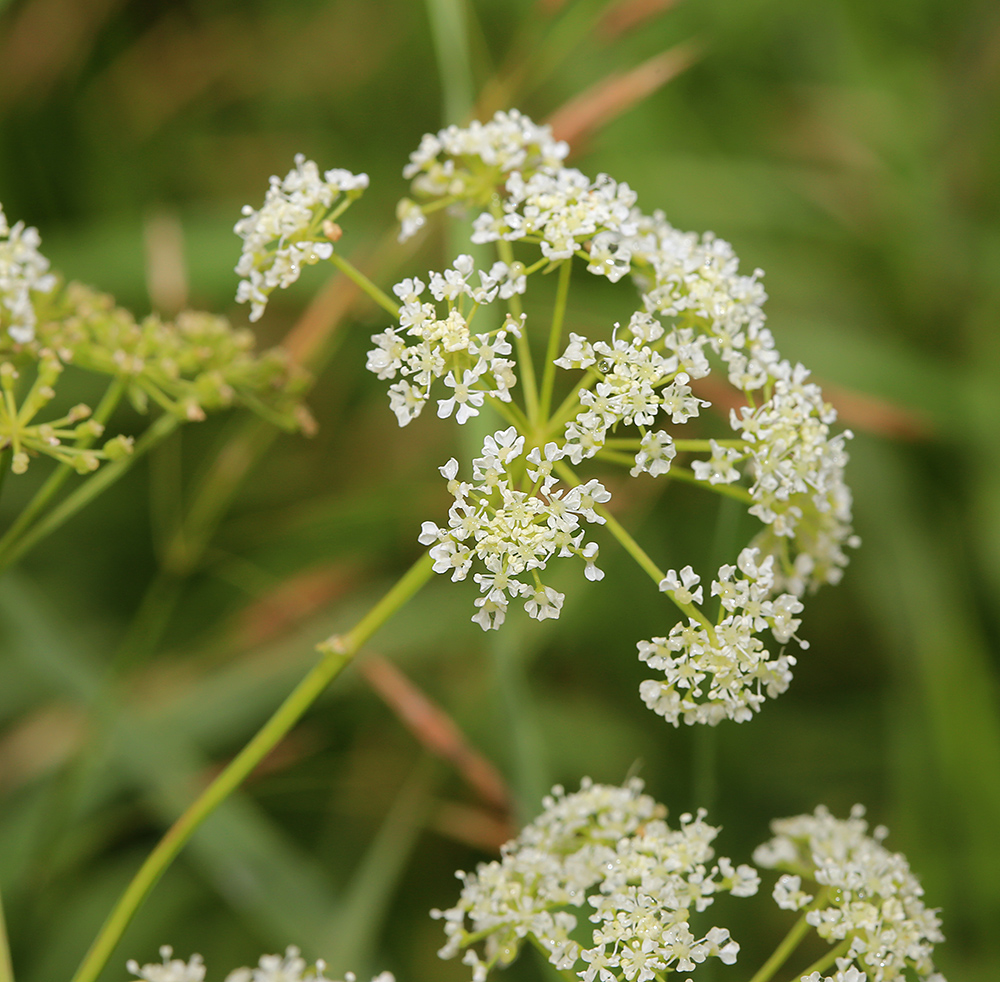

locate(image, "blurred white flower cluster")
[[418, 427, 607, 630], [755, 805, 946, 982], [234, 155, 368, 322], [127, 945, 394, 982], [398, 107, 569, 237], [433, 778, 758, 982], [0, 203, 56, 343]]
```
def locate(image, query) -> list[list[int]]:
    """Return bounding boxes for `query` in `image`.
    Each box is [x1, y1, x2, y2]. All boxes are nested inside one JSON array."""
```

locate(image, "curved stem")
[[786, 939, 851, 982], [495, 236, 540, 426], [746, 910, 813, 982], [538, 259, 572, 422], [329, 251, 400, 318], [70, 550, 435, 982], [552, 460, 712, 632], [0, 412, 180, 575], [668, 466, 753, 504]]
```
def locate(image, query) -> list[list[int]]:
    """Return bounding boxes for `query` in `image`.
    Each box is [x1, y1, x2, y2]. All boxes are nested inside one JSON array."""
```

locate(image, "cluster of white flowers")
[[433, 778, 758, 982], [418, 427, 608, 630], [471, 169, 638, 276], [754, 806, 947, 982], [234, 155, 368, 322], [638, 547, 806, 726], [0, 203, 57, 344], [127, 945, 394, 982], [366, 255, 525, 426], [621, 210, 858, 594], [554, 310, 711, 467], [398, 109, 569, 239]]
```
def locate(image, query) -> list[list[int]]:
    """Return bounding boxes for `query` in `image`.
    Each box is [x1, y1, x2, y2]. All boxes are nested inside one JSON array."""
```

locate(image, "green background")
[[1, 0, 998, 979]]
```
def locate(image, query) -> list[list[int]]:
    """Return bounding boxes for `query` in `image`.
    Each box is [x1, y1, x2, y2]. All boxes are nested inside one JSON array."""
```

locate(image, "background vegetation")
[[1, 0, 998, 979]]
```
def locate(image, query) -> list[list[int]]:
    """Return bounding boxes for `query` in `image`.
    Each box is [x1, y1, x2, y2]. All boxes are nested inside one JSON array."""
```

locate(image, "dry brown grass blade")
[[0, 0, 125, 108], [691, 376, 933, 441], [598, 0, 682, 40], [234, 563, 358, 648], [360, 654, 511, 813], [430, 800, 515, 851], [546, 41, 699, 149]]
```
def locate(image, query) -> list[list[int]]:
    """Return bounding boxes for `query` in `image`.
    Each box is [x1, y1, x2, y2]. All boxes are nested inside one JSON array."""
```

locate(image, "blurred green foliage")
[[1, 0, 998, 980]]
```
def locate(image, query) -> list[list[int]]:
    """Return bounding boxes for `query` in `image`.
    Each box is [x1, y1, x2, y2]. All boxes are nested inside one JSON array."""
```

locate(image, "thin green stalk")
[[329, 252, 400, 318], [669, 466, 754, 503], [0, 377, 125, 553], [495, 235, 540, 425], [0, 887, 13, 982], [552, 460, 713, 633], [70, 550, 435, 982], [425, 0, 476, 125], [786, 939, 851, 982], [538, 259, 572, 422], [0, 412, 180, 575], [545, 367, 598, 436], [745, 910, 813, 982]]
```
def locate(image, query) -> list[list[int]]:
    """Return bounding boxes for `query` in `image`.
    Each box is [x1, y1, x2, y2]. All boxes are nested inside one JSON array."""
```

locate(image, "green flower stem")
[[70, 550, 435, 982], [669, 466, 754, 503], [495, 233, 540, 425], [0, 411, 179, 575], [745, 910, 813, 982], [0, 887, 13, 982], [0, 377, 125, 554], [788, 939, 851, 982], [329, 251, 400, 318], [537, 259, 572, 422], [545, 368, 599, 437], [552, 460, 713, 632]]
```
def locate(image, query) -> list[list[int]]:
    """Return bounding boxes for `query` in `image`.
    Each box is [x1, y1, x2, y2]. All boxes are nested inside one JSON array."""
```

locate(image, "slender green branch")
[[425, 0, 476, 125], [0, 412, 180, 575], [0, 377, 126, 554], [667, 466, 754, 504], [538, 259, 572, 422], [0, 887, 13, 982], [495, 237, 539, 425], [787, 939, 852, 982], [486, 395, 529, 432], [545, 367, 599, 436], [71, 550, 435, 982], [746, 910, 813, 982], [329, 252, 400, 318], [552, 460, 712, 631]]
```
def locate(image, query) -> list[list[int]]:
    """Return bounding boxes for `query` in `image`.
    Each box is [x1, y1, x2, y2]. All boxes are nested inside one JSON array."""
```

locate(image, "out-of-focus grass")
[[1, 0, 998, 980]]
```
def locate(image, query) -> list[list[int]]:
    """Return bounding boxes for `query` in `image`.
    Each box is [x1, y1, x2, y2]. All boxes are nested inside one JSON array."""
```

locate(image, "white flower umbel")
[[754, 805, 946, 982], [432, 778, 758, 982], [0, 203, 57, 343], [637, 548, 806, 726], [472, 168, 638, 273], [234, 156, 368, 321], [418, 427, 607, 630], [128, 946, 395, 982], [385, 111, 857, 723], [367, 256, 524, 426]]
